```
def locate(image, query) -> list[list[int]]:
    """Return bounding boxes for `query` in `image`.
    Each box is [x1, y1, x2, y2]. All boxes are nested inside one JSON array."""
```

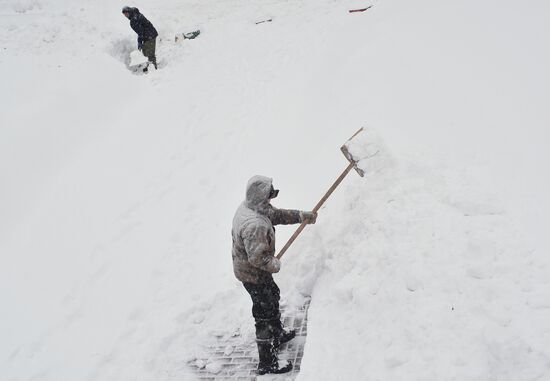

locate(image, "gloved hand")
[[300, 211, 317, 224]]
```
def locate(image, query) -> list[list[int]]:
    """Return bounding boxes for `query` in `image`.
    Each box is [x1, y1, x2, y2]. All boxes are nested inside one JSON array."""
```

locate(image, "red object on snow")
[[349, 5, 373, 13]]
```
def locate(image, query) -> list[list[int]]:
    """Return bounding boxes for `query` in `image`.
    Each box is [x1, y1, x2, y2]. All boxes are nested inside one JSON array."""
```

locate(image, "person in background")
[[122, 6, 158, 71], [231, 175, 317, 375]]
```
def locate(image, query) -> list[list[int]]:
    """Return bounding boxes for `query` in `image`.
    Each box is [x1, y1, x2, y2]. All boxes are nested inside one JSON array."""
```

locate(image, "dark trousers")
[[142, 38, 157, 68], [243, 278, 283, 340]]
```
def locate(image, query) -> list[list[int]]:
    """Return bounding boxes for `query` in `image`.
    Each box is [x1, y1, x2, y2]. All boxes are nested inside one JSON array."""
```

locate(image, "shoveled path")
[[188, 298, 311, 380]]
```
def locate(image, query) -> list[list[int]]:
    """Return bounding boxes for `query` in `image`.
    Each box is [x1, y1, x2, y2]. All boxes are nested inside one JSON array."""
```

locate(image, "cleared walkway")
[[188, 298, 311, 380]]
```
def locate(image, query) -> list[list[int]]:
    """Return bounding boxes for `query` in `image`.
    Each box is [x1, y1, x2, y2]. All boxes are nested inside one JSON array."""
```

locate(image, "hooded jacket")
[[232, 176, 302, 284], [125, 7, 158, 44]]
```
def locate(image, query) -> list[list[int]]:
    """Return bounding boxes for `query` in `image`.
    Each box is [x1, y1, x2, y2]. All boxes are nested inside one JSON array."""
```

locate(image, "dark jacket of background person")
[[126, 7, 158, 48]]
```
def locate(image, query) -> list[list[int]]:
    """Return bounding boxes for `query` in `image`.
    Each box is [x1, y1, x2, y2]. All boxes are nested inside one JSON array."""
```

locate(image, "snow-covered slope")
[[1, 0, 549, 380]]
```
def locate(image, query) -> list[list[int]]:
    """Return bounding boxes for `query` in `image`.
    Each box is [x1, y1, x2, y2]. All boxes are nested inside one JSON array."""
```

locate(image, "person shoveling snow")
[[122, 6, 158, 72], [231, 176, 317, 375], [230, 130, 386, 375]]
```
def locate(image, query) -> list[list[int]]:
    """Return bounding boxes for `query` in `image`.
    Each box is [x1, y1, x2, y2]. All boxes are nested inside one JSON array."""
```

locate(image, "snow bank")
[[1, 0, 549, 380], [292, 158, 546, 380]]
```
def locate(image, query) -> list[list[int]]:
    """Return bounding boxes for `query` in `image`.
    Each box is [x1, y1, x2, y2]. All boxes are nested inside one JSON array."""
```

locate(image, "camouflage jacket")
[[232, 176, 302, 284]]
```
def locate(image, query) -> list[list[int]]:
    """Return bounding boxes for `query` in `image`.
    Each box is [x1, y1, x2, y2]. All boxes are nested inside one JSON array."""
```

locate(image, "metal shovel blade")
[[340, 127, 387, 178], [340, 127, 366, 177]]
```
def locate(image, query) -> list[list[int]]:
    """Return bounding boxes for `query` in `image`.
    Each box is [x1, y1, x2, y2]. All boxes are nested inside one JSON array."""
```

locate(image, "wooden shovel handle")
[[276, 161, 355, 259]]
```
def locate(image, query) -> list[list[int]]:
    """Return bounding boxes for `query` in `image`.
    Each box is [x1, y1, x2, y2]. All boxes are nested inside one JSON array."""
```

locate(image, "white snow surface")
[[2, 0, 550, 380], [129, 50, 148, 67]]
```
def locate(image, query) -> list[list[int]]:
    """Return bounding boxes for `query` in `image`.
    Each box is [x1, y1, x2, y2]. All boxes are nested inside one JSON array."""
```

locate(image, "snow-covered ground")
[[1, 0, 549, 380]]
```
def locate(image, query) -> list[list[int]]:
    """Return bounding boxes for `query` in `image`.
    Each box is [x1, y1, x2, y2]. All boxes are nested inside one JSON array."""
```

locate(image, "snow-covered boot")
[[269, 318, 296, 348], [257, 340, 293, 375], [274, 328, 296, 348]]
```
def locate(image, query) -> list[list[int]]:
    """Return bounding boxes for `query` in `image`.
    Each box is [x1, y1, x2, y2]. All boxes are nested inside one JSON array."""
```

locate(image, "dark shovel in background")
[[175, 30, 201, 42], [349, 6, 373, 13], [276, 127, 379, 259]]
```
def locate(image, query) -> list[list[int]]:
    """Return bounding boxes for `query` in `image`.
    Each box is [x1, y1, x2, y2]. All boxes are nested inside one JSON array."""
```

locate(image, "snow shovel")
[[175, 30, 201, 42], [276, 127, 378, 259], [349, 6, 373, 13]]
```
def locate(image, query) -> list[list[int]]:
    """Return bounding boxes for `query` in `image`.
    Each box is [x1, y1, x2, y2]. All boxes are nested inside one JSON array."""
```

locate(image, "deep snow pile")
[[1, 0, 550, 380]]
